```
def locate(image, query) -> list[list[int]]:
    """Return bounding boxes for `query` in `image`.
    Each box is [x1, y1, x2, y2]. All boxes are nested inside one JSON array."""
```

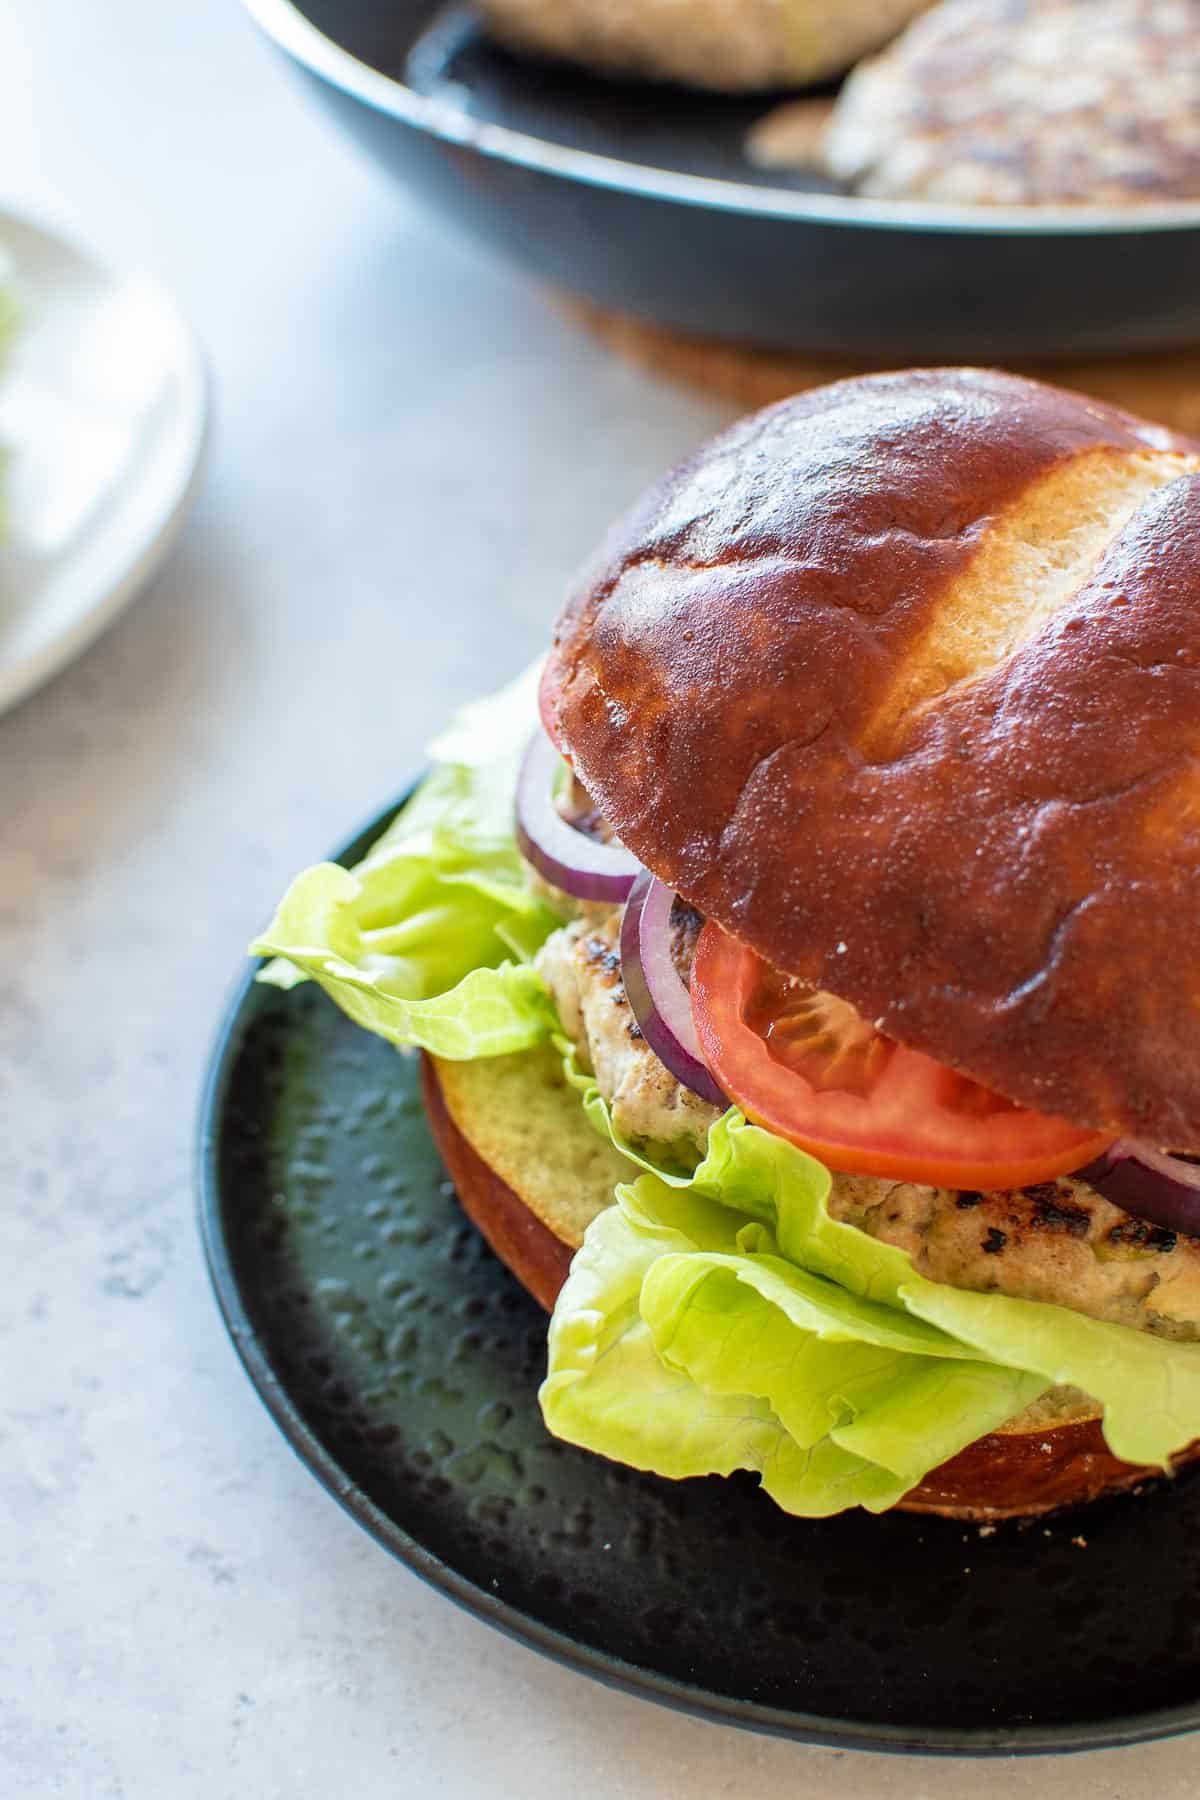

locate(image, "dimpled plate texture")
[[199, 805, 1200, 1755]]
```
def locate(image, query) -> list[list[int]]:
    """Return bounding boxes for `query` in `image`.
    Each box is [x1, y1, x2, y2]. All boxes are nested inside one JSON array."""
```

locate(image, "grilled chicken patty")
[[535, 909, 1200, 1341], [536, 909, 721, 1158]]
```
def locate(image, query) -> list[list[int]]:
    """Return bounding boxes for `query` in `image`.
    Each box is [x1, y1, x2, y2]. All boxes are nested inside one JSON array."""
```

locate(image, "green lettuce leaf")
[[541, 1129, 1048, 1515], [542, 1105, 1200, 1510], [251, 664, 563, 1057], [899, 1280, 1200, 1471]]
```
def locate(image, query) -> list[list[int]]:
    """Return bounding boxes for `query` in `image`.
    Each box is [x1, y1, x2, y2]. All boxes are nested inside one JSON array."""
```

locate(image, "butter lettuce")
[[541, 1165, 1047, 1515], [542, 1107, 1200, 1510], [252, 664, 563, 1058], [255, 668, 1200, 1517]]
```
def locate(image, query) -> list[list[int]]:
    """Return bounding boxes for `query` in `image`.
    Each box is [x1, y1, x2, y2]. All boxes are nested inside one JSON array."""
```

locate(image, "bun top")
[[543, 369, 1200, 1146]]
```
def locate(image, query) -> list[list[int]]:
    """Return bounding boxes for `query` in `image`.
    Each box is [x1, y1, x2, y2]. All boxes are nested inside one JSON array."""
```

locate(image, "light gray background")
[[2, 2, 1195, 1794]]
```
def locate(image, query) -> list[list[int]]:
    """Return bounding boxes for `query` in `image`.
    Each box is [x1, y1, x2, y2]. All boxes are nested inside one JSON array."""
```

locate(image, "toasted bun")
[[420, 1043, 624, 1310], [543, 369, 1200, 1148], [422, 1050, 1196, 1520], [422, 1053, 574, 1311]]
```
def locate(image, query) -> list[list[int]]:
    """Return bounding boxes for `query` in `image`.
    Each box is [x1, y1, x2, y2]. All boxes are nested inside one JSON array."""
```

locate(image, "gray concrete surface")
[[2, 1, 1196, 1794]]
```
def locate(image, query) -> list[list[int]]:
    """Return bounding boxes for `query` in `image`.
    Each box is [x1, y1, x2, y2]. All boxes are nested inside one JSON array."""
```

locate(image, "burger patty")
[[536, 910, 722, 1158], [534, 910, 1200, 1341]]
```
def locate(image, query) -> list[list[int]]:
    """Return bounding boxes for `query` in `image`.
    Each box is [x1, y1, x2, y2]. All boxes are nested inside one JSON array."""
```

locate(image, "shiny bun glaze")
[[422, 1056, 1197, 1519], [543, 370, 1200, 1147]]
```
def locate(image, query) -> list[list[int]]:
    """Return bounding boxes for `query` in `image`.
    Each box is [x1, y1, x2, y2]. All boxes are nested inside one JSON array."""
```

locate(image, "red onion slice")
[[1078, 1140, 1200, 1237], [620, 871, 727, 1110], [515, 729, 641, 902]]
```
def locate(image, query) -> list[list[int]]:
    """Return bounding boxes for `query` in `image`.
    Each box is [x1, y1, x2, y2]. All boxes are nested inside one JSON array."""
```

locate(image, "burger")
[[254, 367, 1200, 1522]]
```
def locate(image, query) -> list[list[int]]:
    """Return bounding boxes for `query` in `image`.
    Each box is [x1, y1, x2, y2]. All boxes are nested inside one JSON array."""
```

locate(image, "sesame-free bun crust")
[[899, 1416, 1159, 1520], [543, 369, 1200, 1148], [422, 1052, 1196, 1519]]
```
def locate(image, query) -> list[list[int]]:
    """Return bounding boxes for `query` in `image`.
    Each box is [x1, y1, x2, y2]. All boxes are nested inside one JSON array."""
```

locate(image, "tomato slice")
[[690, 923, 1113, 1188]]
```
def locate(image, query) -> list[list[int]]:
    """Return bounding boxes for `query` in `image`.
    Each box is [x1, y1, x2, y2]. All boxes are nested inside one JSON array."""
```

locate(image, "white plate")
[[0, 210, 207, 717]]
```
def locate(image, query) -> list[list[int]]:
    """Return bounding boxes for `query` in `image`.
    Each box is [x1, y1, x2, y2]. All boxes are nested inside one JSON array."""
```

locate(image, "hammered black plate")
[[199, 797, 1200, 1755], [240, 0, 1200, 359]]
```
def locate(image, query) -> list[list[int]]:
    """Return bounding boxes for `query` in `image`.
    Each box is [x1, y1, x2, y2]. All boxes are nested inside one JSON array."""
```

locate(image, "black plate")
[[241, 0, 1200, 359], [199, 796, 1200, 1755]]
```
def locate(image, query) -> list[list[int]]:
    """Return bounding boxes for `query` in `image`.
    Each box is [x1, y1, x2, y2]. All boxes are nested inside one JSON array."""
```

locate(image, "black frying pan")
[[242, 0, 1200, 361]]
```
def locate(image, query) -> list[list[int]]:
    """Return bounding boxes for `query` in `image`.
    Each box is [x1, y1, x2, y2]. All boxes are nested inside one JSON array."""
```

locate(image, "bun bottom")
[[422, 1052, 573, 1312], [421, 1054, 1191, 1521]]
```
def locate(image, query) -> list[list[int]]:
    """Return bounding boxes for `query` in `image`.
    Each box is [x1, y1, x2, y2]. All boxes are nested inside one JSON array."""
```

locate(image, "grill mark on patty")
[[583, 928, 646, 1040], [1108, 1217, 1179, 1254], [584, 938, 622, 977], [982, 1227, 1008, 1254], [1028, 1185, 1093, 1238]]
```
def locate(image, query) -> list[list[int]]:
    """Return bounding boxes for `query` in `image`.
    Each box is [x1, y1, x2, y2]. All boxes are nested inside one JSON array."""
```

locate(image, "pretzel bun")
[[542, 368, 1200, 1149], [423, 1053, 1198, 1519]]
